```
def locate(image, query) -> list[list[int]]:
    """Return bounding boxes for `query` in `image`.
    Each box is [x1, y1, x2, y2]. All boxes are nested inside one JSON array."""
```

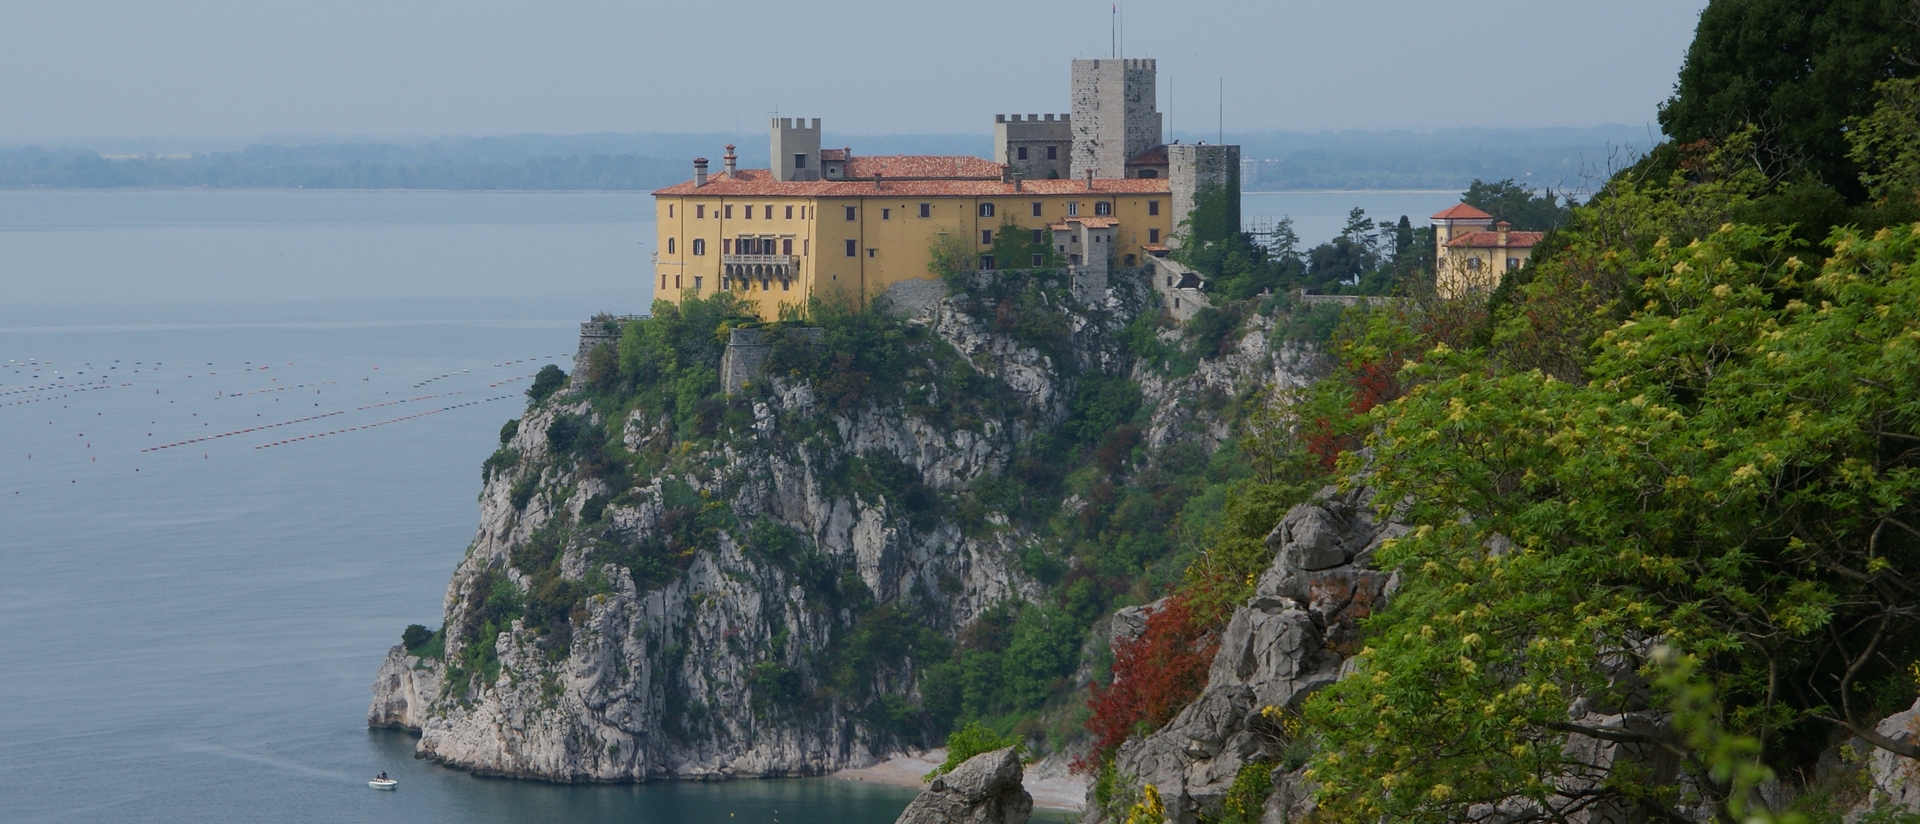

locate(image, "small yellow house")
[[1432, 203, 1543, 298]]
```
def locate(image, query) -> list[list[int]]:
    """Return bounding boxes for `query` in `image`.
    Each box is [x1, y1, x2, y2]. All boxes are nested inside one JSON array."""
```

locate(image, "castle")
[[651, 59, 1239, 319]]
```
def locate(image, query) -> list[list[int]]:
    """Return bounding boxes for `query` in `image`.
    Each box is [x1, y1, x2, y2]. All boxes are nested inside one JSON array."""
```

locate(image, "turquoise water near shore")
[[0, 188, 1446, 822]]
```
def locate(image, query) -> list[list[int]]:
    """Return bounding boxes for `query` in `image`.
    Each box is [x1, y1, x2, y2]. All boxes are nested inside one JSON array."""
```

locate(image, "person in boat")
[[377, 772, 388, 780]]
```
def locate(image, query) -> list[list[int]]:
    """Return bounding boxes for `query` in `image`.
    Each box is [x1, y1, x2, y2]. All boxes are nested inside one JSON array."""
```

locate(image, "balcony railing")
[[722, 253, 797, 270]]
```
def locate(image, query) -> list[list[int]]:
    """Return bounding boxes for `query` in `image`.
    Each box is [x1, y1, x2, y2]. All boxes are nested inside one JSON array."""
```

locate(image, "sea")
[[0, 187, 1458, 823]]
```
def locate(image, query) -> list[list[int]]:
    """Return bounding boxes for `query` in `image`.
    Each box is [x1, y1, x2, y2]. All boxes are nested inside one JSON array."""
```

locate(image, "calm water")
[[0, 187, 1423, 822]]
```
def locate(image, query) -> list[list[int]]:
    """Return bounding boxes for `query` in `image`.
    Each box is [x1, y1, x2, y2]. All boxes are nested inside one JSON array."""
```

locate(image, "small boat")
[[369, 778, 397, 791]]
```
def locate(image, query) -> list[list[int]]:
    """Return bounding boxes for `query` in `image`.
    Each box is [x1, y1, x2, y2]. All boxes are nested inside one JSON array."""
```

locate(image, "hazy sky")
[[3, 0, 1709, 140]]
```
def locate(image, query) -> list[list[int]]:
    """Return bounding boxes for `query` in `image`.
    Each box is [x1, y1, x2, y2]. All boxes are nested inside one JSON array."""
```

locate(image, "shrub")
[[1081, 595, 1216, 767], [481, 446, 519, 481], [401, 623, 434, 651], [926, 722, 1018, 779], [527, 364, 567, 402], [498, 418, 520, 445]]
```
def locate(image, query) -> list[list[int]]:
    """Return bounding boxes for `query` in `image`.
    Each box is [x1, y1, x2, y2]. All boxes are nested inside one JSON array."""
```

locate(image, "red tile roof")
[[654, 169, 1171, 198], [1432, 203, 1494, 220], [819, 148, 848, 162], [1126, 145, 1168, 166], [1444, 230, 1544, 249], [844, 155, 1003, 179]]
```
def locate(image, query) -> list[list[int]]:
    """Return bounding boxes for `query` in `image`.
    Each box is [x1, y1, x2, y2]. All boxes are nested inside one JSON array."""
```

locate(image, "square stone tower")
[[1169, 143, 1241, 242], [994, 113, 1072, 180], [771, 117, 821, 182], [1071, 58, 1162, 180]]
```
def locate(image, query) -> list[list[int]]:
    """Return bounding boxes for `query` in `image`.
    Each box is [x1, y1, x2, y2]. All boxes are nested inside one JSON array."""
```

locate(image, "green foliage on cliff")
[[927, 722, 1019, 780]]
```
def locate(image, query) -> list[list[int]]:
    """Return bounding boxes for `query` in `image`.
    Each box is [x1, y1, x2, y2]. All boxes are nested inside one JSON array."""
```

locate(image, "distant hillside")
[[0, 126, 1651, 191]]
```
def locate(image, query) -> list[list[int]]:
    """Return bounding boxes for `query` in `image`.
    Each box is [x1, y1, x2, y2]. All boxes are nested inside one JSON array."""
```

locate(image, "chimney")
[[1085, 168, 1094, 191], [1496, 220, 1511, 245], [874, 171, 884, 191], [693, 157, 709, 187], [1013, 171, 1023, 192], [1001, 165, 1012, 184], [723, 144, 737, 176]]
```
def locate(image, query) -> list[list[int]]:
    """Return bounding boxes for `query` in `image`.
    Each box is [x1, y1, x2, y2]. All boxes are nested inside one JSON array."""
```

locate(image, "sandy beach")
[[833, 749, 1088, 812]]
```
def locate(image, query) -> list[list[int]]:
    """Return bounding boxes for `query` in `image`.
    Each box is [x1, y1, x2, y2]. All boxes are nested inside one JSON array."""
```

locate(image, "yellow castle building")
[[651, 59, 1238, 319]]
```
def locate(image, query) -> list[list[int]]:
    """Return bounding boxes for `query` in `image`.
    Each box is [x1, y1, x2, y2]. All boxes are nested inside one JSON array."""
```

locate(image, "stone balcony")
[[722, 254, 797, 279]]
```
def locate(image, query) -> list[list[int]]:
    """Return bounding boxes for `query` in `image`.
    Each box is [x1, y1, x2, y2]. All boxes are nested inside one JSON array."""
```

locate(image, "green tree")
[[1849, 77, 1920, 204], [1462, 178, 1572, 231], [526, 364, 567, 402], [1306, 222, 1920, 824], [1658, 0, 1920, 199]]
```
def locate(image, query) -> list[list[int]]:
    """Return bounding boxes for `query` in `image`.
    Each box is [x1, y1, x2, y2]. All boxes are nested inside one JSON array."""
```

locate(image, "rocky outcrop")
[[370, 270, 1308, 784], [894, 747, 1033, 824], [368, 645, 444, 731], [1089, 487, 1400, 824]]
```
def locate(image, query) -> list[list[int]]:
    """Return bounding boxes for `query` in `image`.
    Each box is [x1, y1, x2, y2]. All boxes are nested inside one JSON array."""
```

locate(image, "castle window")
[[785, 205, 793, 219], [667, 238, 676, 253], [981, 230, 993, 245], [919, 203, 931, 218], [1508, 257, 1521, 271], [979, 203, 995, 218], [1031, 202, 1043, 216], [794, 153, 807, 169], [763, 205, 772, 219], [1095, 201, 1112, 216], [1017, 146, 1029, 160], [696, 205, 705, 219], [1148, 200, 1160, 215], [846, 239, 857, 257], [1031, 229, 1044, 243], [668, 205, 674, 218], [1138, 169, 1158, 178], [694, 276, 703, 290], [783, 238, 793, 255], [980, 255, 995, 270], [725, 205, 734, 219], [867, 248, 876, 257], [803, 239, 809, 256], [693, 238, 706, 255], [675, 275, 682, 288], [1149, 228, 1160, 243], [1032, 254, 1044, 267], [744, 206, 752, 220], [782, 279, 790, 291], [723, 239, 732, 254], [1466, 257, 1482, 271], [845, 206, 857, 221], [1067, 202, 1079, 216], [882, 208, 890, 220], [1046, 146, 1058, 160]]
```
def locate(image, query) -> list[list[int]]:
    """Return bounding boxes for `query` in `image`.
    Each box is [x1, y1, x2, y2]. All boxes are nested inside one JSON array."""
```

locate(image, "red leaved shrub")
[[1077, 595, 1217, 771]]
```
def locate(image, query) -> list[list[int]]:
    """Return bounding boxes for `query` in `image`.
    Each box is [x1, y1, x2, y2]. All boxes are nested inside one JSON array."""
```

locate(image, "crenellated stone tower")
[[1070, 58, 1162, 181]]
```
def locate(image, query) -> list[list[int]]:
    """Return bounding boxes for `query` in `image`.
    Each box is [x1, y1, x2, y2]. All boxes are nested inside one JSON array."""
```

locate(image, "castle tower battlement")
[[772, 117, 822, 182], [1071, 58, 1161, 181], [994, 113, 1072, 180]]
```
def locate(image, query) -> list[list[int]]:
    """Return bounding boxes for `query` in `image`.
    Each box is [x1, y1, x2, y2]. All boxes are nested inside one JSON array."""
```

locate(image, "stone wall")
[[576, 315, 643, 370], [719, 326, 824, 394], [1145, 256, 1209, 322], [1169, 144, 1241, 244]]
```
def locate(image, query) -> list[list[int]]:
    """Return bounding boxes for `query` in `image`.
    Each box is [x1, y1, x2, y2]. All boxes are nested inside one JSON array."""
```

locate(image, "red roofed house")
[[1431, 203, 1545, 297]]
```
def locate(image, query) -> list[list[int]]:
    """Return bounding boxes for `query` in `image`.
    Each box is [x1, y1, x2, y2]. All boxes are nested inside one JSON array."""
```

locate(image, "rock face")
[[369, 271, 1307, 783], [1088, 487, 1400, 824], [894, 747, 1033, 824]]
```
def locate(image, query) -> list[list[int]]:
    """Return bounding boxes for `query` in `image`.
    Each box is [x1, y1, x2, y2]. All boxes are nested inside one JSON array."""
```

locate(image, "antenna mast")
[[1218, 78, 1224, 145], [1110, 4, 1116, 58]]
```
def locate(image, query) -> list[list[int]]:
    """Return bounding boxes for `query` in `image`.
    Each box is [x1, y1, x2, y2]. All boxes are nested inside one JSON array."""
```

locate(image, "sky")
[[1, 0, 1711, 141]]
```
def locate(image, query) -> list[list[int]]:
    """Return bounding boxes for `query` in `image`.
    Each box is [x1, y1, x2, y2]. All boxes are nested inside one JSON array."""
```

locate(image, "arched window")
[[667, 237, 676, 254], [979, 203, 996, 218], [692, 238, 706, 256]]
